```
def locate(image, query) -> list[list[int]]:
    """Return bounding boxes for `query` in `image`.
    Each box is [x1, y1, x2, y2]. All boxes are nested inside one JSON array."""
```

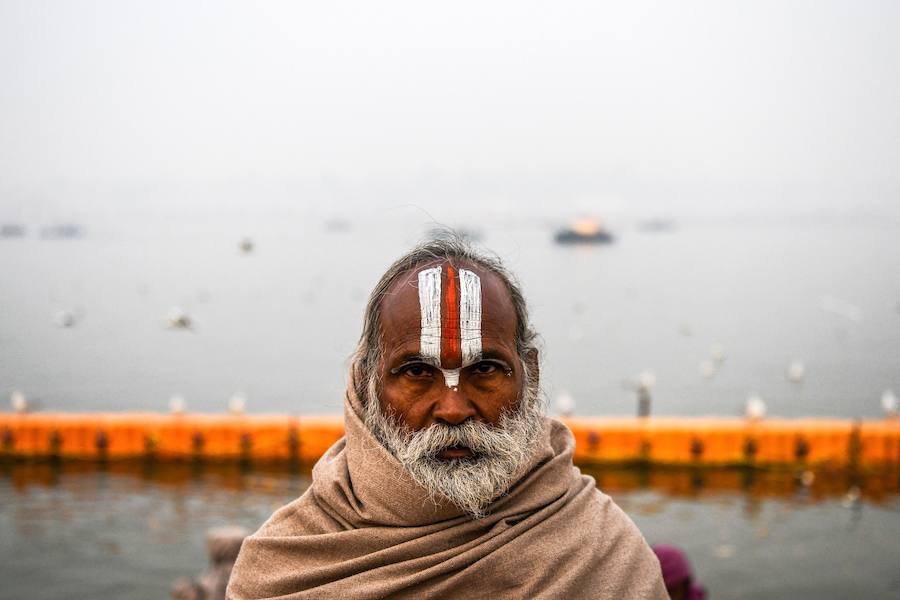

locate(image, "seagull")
[[54, 309, 76, 328], [745, 394, 766, 420], [554, 391, 575, 417], [166, 307, 192, 330], [882, 389, 898, 418], [699, 360, 716, 379], [787, 360, 805, 383], [229, 393, 247, 415], [11, 390, 28, 413], [169, 394, 186, 414]]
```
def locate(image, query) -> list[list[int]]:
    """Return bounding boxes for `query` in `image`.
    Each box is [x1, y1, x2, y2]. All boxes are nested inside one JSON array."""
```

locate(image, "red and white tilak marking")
[[417, 264, 482, 387]]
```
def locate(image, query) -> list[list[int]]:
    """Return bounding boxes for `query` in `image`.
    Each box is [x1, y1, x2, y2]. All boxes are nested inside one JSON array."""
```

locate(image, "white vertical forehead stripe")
[[459, 268, 483, 366], [417, 266, 442, 363]]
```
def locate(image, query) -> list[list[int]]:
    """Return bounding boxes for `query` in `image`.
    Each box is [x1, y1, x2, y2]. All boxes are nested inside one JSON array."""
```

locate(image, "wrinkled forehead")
[[378, 260, 518, 361]]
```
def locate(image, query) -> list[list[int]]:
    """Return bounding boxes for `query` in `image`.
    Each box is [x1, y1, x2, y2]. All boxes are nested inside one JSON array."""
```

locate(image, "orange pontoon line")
[[1, 413, 898, 468], [560, 417, 890, 467]]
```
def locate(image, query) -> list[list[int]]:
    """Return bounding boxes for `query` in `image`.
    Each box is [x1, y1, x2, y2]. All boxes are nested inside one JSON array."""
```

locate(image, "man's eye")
[[473, 361, 498, 375], [402, 364, 432, 378]]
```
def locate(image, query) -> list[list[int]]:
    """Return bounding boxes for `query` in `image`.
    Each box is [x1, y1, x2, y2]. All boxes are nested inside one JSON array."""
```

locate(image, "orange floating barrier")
[[1, 412, 898, 469], [643, 419, 700, 464], [739, 419, 854, 467], [696, 420, 746, 465], [153, 414, 195, 458], [858, 420, 900, 467], [102, 414, 150, 458], [296, 416, 345, 462], [563, 417, 645, 463], [241, 416, 297, 461], [797, 419, 854, 465]]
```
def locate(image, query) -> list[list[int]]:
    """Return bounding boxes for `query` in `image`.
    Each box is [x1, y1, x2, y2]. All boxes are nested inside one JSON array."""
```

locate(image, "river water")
[[2, 205, 899, 598], [1, 209, 898, 418], [1, 462, 898, 599]]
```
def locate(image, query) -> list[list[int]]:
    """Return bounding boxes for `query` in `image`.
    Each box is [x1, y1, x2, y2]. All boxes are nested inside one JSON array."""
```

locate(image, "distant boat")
[[0, 224, 26, 238], [41, 224, 82, 239], [555, 219, 614, 244]]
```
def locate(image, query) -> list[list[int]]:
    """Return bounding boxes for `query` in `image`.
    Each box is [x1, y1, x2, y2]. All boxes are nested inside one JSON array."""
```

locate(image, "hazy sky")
[[1, 1, 898, 208]]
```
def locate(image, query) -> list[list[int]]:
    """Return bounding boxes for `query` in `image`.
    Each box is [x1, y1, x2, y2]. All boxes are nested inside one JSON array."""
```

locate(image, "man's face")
[[377, 260, 524, 454], [362, 259, 543, 518]]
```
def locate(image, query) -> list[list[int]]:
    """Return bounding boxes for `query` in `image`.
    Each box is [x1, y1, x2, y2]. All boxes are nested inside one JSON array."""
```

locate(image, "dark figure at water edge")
[[228, 235, 667, 599], [653, 545, 707, 600]]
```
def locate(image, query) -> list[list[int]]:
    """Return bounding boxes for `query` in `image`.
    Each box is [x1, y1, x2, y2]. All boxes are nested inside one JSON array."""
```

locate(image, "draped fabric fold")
[[227, 378, 666, 599]]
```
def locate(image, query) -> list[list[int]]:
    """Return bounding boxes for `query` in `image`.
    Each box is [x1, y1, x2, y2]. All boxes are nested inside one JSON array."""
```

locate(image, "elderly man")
[[228, 238, 666, 599]]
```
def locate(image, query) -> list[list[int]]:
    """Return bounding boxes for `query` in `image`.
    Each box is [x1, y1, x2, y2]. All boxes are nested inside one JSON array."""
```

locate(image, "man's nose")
[[432, 386, 477, 425]]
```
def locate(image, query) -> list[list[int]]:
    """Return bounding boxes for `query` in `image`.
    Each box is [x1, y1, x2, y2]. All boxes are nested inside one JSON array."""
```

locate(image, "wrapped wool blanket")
[[227, 382, 666, 599]]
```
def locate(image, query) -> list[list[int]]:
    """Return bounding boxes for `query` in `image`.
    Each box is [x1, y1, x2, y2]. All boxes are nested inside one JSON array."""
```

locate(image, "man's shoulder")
[[251, 488, 328, 538]]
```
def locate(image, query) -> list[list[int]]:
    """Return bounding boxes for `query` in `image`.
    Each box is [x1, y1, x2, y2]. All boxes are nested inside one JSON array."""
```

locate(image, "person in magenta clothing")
[[653, 545, 707, 600]]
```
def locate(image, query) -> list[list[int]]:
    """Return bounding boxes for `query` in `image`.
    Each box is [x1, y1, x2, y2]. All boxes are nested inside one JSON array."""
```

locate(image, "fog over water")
[[1, 1, 898, 190], [1, 206, 898, 419], [1, 1, 899, 418]]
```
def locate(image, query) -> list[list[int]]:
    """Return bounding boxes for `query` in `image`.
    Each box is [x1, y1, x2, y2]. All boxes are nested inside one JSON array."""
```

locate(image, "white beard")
[[363, 373, 545, 519]]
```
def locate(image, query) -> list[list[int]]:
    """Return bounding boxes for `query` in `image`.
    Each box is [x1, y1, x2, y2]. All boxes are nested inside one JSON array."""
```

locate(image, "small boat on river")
[[554, 219, 614, 244]]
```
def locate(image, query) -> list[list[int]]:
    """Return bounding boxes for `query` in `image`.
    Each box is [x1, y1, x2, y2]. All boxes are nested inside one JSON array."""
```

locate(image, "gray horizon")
[[1, 0, 899, 218]]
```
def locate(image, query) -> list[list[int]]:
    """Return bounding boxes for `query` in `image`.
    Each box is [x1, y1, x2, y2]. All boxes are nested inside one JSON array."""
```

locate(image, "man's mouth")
[[437, 445, 475, 460]]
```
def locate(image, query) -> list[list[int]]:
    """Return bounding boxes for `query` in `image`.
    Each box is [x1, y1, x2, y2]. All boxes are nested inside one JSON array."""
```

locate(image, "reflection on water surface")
[[1, 461, 899, 599]]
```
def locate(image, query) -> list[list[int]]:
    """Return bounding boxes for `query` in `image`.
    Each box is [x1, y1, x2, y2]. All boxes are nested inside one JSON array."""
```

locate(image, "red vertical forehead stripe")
[[441, 264, 461, 368]]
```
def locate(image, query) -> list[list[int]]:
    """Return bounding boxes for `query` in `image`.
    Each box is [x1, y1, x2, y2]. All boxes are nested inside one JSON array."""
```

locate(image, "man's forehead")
[[379, 260, 517, 353]]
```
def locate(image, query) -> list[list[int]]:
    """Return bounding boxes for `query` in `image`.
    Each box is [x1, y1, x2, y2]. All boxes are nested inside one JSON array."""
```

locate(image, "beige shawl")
[[227, 383, 666, 599]]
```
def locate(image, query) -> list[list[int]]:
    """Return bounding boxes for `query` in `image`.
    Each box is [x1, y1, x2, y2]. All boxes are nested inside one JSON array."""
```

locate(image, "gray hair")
[[351, 233, 538, 399]]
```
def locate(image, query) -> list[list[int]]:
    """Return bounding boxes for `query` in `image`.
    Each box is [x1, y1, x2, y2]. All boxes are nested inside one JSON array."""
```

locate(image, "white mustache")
[[401, 419, 515, 459]]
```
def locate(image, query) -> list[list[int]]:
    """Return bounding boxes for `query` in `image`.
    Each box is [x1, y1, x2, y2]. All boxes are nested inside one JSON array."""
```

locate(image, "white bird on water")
[[169, 394, 186, 414], [882, 389, 898, 418], [11, 390, 28, 413], [54, 309, 76, 328], [787, 360, 805, 383], [745, 394, 767, 420], [555, 391, 575, 417], [166, 307, 192, 330], [229, 393, 247, 415]]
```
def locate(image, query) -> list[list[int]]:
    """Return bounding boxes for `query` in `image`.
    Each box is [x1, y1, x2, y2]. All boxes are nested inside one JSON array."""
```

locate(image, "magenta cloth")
[[652, 545, 706, 600]]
